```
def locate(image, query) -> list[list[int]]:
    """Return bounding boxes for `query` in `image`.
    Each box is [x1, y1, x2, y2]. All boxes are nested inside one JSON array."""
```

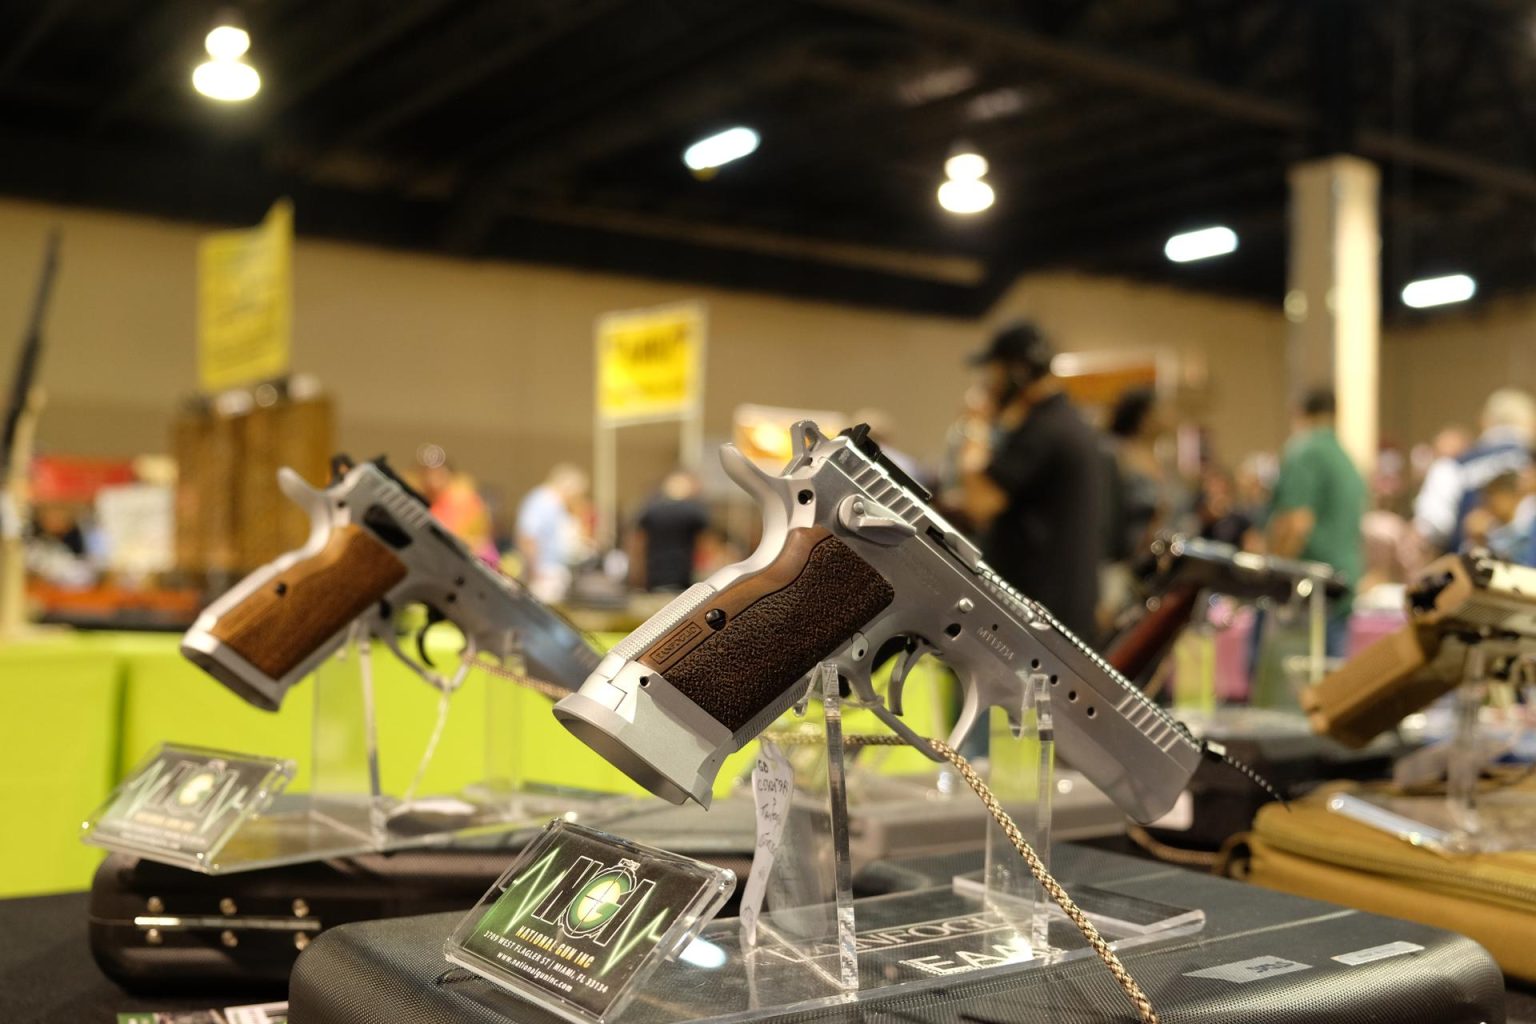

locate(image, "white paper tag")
[[1185, 955, 1311, 984], [1148, 791, 1194, 832], [738, 738, 794, 945], [224, 1001, 289, 1024], [1332, 941, 1424, 966]]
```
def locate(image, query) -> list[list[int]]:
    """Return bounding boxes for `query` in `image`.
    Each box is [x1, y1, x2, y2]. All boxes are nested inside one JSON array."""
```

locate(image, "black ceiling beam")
[[266, 0, 464, 115], [440, 2, 789, 171], [86, 0, 225, 133], [0, 0, 77, 82], [324, 0, 627, 152], [0, 127, 990, 318], [806, 0, 1309, 128], [436, 16, 804, 252], [804, 0, 1536, 201]]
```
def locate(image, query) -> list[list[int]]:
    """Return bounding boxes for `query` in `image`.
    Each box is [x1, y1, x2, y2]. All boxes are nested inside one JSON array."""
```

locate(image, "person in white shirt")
[[1413, 389, 1535, 554]]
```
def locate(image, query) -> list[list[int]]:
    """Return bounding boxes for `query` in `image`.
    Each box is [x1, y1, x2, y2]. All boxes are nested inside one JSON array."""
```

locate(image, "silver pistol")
[[556, 422, 1260, 822], [182, 456, 599, 711]]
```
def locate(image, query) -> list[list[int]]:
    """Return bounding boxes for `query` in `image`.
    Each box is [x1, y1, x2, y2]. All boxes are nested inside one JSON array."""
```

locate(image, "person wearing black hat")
[[953, 321, 1105, 640]]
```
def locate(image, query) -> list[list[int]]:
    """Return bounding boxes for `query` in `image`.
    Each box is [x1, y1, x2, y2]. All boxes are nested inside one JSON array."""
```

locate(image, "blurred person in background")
[[1099, 387, 1177, 626], [516, 463, 590, 604], [1413, 389, 1535, 555], [1462, 470, 1534, 563], [1234, 452, 1276, 526], [1267, 388, 1366, 657], [1196, 466, 1258, 550], [629, 468, 709, 592], [953, 321, 1104, 640], [1359, 444, 1422, 590], [1107, 387, 1177, 556], [938, 382, 999, 531], [416, 445, 497, 565]]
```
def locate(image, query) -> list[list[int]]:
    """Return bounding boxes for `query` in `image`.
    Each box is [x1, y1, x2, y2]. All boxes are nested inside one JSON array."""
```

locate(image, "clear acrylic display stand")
[[479, 663, 1202, 1024], [1254, 573, 1337, 709], [85, 629, 624, 873], [1330, 639, 1536, 854]]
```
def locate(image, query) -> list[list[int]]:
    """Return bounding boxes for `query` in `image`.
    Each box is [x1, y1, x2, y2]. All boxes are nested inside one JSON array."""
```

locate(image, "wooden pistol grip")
[[638, 527, 895, 733], [208, 524, 408, 681]]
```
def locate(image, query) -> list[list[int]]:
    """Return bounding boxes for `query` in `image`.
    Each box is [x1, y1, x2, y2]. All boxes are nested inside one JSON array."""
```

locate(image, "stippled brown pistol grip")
[[208, 524, 408, 681], [637, 527, 895, 733]]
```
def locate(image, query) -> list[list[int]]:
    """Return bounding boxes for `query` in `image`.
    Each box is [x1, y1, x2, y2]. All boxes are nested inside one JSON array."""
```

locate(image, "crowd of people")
[[422, 322, 1534, 653], [946, 321, 1535, 654]]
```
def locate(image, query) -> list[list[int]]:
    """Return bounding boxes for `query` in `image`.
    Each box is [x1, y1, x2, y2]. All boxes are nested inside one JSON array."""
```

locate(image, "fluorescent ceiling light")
[[1164, 226, 1237, 263], [193, 59, 260, 101], [683, 127, 759, 172], [1402, 273, 1476, 309], [937, 178, 994, 215], [944, 151, 988, 181], [205, 25, 250, 60]]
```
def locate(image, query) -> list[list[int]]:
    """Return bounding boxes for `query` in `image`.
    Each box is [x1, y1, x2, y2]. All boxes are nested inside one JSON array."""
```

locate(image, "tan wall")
[[2, 196, 1303, 524], [989, 275, 1290, 465], [1382, 295, 1536, 446]]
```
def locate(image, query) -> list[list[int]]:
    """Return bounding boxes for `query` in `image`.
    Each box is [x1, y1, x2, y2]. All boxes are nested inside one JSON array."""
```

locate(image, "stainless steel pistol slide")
[[556, 421, 1267, 822], [183, 456, 599, 711]]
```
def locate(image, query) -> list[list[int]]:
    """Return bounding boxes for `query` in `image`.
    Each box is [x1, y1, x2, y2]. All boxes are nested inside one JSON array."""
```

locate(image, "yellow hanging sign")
[[595, 302, 705, 423], [197, 200, 293, 393]]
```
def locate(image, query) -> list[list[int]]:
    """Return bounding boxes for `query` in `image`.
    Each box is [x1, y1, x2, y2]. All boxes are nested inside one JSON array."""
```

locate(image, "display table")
[[0, 630, 957, 897], [2, 843, 1532, 1022], [0, 636, 123, 899], [290, 842, 1510, 1024]]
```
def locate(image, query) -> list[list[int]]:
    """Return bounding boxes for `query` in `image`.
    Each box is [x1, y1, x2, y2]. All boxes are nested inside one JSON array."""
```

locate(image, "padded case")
[[91, 803, 756, 994], [288, 843, 1505, 1024]]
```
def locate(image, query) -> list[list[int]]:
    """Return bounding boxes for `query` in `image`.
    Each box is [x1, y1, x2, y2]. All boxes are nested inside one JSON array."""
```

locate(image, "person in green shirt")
[[1267, 388, 1367, 658]]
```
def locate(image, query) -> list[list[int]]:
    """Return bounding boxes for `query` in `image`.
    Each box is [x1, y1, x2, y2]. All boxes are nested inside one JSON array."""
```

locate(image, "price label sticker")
[[1185, 955, 1312, 984], [1332, 941, 1424, 966], [739, 738, 794, 944]]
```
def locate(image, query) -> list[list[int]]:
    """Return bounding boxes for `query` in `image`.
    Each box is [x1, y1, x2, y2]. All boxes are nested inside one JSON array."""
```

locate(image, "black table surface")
[[5, 877, 1536, 1023]]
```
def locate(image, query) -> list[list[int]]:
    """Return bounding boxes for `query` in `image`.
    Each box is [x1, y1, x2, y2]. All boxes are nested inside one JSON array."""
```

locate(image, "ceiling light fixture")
[[938, 145, 994, 215], [1164, 226, 1238, 263], [194, 13, 260, 102], [683, 127, 759, 173], [1401, 273, 1476, 309], [204, 24, 250, 60], [937, 179, 995, 215]]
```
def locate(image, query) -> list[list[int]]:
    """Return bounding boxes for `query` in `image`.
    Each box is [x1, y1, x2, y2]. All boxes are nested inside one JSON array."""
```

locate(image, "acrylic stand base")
[[1330, 642, 1536, 854], [489, 665, 1202, 1024], [85, 634, 629, 873]]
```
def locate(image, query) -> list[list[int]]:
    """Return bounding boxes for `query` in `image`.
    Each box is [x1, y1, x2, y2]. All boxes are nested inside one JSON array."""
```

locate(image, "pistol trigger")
[[951, 684, 982, 748], [414, 626, 434, 669], [887, 643, 921, 718]]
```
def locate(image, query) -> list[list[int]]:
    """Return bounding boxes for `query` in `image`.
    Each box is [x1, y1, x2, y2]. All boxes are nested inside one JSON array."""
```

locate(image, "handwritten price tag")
[[739, 738, 794, 945]]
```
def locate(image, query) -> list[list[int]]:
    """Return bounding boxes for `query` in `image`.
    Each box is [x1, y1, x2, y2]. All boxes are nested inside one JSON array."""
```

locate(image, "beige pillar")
[[1286, 156, 1380, 473]]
